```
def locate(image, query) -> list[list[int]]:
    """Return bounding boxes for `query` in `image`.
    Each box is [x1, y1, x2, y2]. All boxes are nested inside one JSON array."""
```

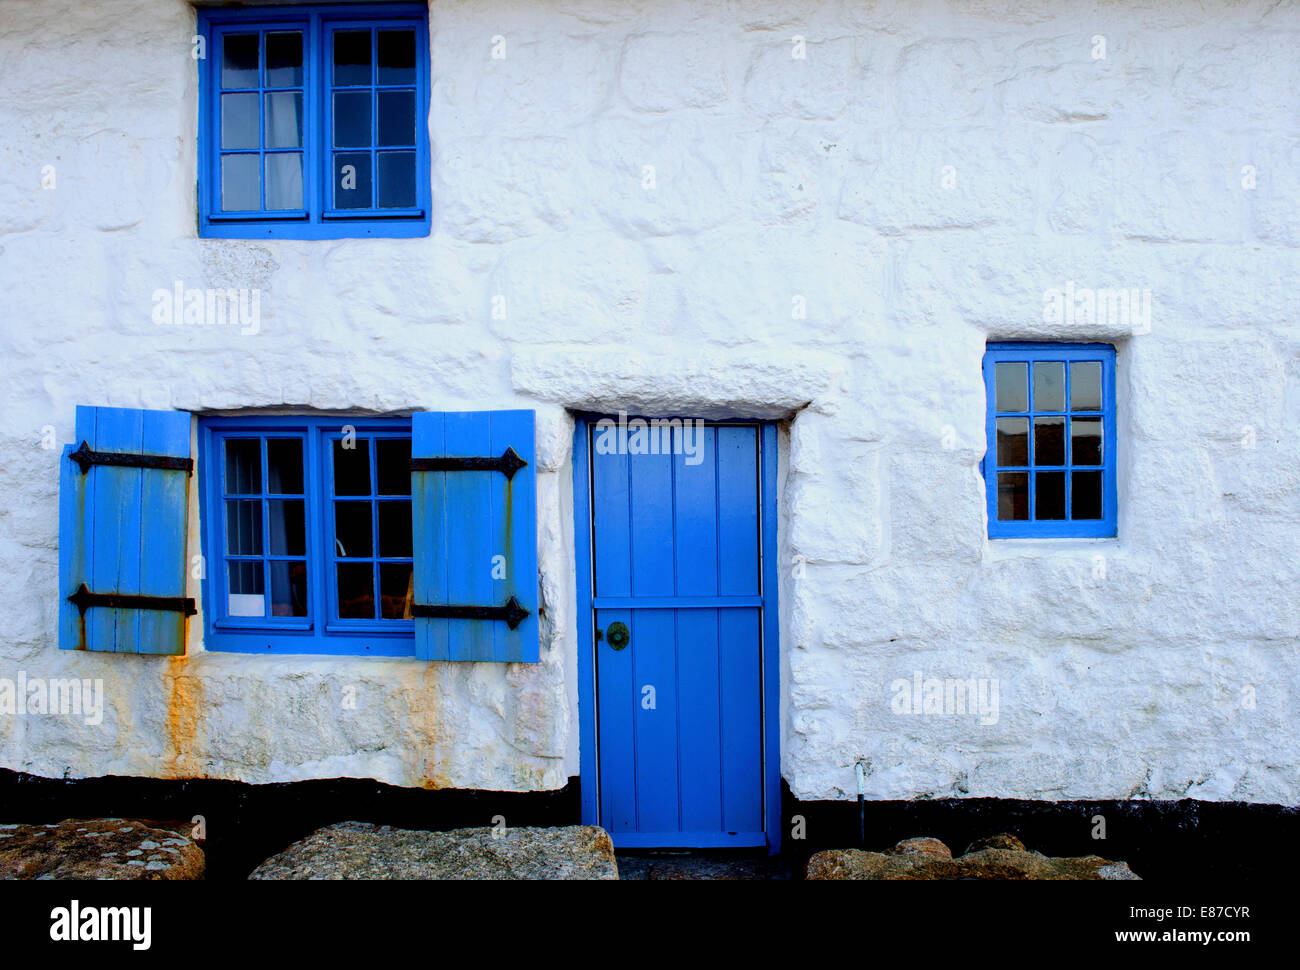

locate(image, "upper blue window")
[[197, 4, 430, 239], [982, 343, 1117, 538]]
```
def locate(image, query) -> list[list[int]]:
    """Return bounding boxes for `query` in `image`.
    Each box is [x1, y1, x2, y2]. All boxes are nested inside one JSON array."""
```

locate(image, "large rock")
[[249, 822, 618, 880], [807, 836, 1139, 880], [0, 819, 204, 880]]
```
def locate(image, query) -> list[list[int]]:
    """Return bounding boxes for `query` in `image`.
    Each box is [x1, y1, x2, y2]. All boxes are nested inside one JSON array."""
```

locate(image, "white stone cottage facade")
[[1, 0, 1296, 852]]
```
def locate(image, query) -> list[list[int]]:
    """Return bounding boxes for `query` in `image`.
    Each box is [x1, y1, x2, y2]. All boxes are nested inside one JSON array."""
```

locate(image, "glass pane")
[[376, 439, 412, 494], [996, 418, 1028, 466], [333, 91, 371, 147], [1033, 361, 1066, 411], [377, 151, 416, 208], [227, 561, 265, 616], [265, 153, 303, 209], [377, 29, 416, 84], [379, 562, 413, 619], [265, 31, 303, 87], [221, 93, 259, 149], [1071, 418, 1103, 466], [1033, 416, 1066, 465], [221, 154, 260, 211], [333, 438, 371, 495], [377, 91, 415, 145], [334, 501, 373, 558], [378, 502, 412, 558], [268, 500, 306, 556], [334, 30, 372, 85], [1034, 471, 1066, 519], [269, 560, 308, 617], [333, 152, 372, 208], [266, 439, 303, 494], [226, 500, 263, 555], [994, 361, 1027, 412], [225, 439, 261, 493], [1071, 361, 1103, 411], [997, 472, 1028, 521], [1072, 471, 1104, 520], [222, 33, 259, 88], [265, 92, 303, 148], [337, 562, 375, 619]]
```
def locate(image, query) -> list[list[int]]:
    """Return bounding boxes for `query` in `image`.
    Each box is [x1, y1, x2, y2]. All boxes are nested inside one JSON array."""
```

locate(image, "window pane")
[[1033, 416, 1066, 465], [267, 439, 304, 494], [334, 501, 373, 558], [995, 361, 1027, 412], [376, 439, 412, 494], [221, 93, 259, 149], [225, 439, 262, 493], [227, 561, 265, 616], [226, 500, 263, 555], [265, 31, 303, 87], [333, 438, 371, 495], [377, 29, 416, 85], [1071, 361, 1103, 411], [1034, 471, 1066, 519], [334, 30, 372, 85], [333, 91, 371, 147], [268, 500, 306, 556], [265, 92, 303, 148], [1071, 418, 1103, 465], [333, 152, 372, 208], [1033, 361, 1066, 411], [378, 502, 412, 558], [222, 33, 259, 88], [269, 560, 309, 617], [1072, 471, 1104, 519], [265, 153, 303, 209], [379, 562, 413, 619], [996, 417, 1028, 466], [997, 472, 1028, 521], [377, 90, 415, 145], [221, 154, 261, 211], [377, 151, 416, 208], [337, 562, 375, 619]]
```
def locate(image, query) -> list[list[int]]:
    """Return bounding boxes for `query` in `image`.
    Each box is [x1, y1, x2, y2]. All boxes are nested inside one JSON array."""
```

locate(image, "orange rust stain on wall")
[[162, 657, 204, 778], [412, 666, 453, 789]]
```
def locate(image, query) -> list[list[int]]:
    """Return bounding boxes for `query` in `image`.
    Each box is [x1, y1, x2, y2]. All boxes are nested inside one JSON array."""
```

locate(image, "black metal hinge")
[[408, 447, 527, 481], [67, 583, 197, 618], [409, 596, 530, 631], [69, 441, 193, 475]]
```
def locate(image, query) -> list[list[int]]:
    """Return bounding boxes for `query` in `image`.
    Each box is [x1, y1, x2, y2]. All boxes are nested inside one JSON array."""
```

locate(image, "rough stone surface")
[[0, 819, 204, 880], [249, 822, 618, 880], [806, 836, 1140, 880], [0, 0, 1296, 809]]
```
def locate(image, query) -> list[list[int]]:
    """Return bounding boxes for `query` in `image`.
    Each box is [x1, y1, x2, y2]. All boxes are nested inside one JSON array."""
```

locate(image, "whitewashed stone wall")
[[0, 0, 1296, 803]]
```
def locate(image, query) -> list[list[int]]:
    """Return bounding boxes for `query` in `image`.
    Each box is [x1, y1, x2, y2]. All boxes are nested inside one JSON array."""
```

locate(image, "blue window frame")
[[197, 4, 430, 239], [199, 416, 416, 655], [982, 342, 1117, 538]]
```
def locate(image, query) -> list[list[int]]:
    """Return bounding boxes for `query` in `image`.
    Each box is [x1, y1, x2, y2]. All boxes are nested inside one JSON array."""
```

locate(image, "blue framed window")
[[197, 4, 430, 239], [199, 416, 416, 655], [982, 342, 1117, 538]]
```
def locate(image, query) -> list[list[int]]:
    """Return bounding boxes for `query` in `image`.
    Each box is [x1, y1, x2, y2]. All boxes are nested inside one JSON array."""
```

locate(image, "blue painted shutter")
[[59, 406, 193, 654], [410, 410, 539, 662]]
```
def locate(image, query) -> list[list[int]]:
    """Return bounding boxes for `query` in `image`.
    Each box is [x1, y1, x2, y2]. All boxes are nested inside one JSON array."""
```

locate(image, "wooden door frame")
[[571, 414, 782, 855]]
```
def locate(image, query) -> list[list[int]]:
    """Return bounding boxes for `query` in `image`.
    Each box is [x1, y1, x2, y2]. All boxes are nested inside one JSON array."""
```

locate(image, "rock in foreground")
[[0, 819, 204, 880], [250, 822, 619, 880], [807, 834, 1139, 880]]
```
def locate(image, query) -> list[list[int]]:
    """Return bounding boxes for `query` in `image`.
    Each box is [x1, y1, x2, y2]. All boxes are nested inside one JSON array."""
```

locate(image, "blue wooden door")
[[590, 423, 767, 848]]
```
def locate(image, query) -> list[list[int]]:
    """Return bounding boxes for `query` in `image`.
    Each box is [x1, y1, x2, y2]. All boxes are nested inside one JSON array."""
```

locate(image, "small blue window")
[[199, 416, 416, 655], [982, 343, 1117, 538], [197, 4, 430, 239]]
